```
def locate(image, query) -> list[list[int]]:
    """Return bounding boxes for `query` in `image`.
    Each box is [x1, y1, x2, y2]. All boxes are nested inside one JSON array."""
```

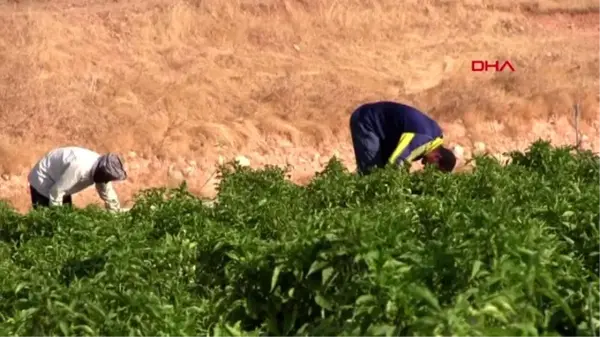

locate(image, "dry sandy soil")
[[0, 0, 598, 212]]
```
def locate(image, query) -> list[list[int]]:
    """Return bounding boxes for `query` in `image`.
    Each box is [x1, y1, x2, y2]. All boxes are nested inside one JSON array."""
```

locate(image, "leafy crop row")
[[0, 141, 598, 336]]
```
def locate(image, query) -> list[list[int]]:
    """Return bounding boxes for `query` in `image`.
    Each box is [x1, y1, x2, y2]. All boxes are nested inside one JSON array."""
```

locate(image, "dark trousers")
[[350, 108, 385, 175], [30, 185, 72, 209]]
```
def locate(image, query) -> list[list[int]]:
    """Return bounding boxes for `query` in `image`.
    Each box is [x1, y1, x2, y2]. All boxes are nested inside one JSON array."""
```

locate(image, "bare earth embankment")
[[0, 0, 598, 212]]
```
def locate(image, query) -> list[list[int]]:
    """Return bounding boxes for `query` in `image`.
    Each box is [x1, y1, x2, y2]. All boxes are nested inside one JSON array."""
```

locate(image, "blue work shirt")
[[355, 101, 444, 166]]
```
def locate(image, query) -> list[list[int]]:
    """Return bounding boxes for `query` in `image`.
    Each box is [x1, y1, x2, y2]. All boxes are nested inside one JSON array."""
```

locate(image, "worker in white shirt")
[[27, 146, 128, 212]]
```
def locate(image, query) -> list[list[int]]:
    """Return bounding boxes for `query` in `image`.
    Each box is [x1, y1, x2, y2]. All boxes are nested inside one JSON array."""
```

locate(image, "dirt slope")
[[0, 0, 598, 212]]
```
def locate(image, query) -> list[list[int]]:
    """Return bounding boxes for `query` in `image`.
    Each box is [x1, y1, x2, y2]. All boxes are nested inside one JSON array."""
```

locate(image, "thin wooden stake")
[[574, 103, 581, 150]]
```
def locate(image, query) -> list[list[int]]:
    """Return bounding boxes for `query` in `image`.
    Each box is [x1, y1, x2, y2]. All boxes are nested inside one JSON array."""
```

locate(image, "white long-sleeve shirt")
[[27, 147, 121, 211]]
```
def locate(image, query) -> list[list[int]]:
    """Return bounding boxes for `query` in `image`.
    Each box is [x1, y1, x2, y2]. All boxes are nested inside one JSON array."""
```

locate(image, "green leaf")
[[14, 282, 27, 294], [480, 303, 508, 323], [307, 260, 328, 276], [561, 211, 575, 218], [469, 260, 483, 281], [315, 294, 333, 310], [356, 294, 376, 305], [410, 285, 440, 311], [59, 321, 70, 336], [224, 321, 244, 337], [321, 267, 334, 286], [270, 266, 281, 292], [369, 324, 396, 336]]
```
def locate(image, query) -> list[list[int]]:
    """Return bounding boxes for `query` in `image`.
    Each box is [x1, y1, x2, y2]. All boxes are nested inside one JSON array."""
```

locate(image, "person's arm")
[[388, 133, 444, 167], [95, 182, 121, 212], [47, 163, 81, 206]]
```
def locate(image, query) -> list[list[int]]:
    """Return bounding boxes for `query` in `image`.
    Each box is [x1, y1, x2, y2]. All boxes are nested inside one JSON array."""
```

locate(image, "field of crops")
[[0, 141, 598, 336]]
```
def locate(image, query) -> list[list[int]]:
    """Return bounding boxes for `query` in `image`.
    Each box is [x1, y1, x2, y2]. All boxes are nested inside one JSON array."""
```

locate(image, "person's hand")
[[107, 207, 130, 214], [118, 207, 131, 213]]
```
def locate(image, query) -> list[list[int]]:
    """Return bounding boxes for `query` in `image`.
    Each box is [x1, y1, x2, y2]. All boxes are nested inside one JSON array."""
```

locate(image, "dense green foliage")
[[0, 141, 599, 336]]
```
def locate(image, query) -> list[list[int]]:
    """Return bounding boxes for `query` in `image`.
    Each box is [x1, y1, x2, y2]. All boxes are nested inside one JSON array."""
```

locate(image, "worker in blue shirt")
[[349, 101, 457, 175]]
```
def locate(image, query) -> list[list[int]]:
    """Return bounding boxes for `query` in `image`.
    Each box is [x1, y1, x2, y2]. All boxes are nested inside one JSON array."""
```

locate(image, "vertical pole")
[[574, 104, 581, 150]]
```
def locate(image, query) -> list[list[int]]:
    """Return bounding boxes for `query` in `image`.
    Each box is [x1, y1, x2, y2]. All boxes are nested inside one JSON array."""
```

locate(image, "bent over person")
[[28, 146, 127, 211], [349, 101, 456, 175]]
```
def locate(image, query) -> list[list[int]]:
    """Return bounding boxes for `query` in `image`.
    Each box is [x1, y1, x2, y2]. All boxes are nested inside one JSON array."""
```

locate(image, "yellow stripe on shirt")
[[405, 137, 444, 162], [388, 133, 415, 165], [389, 135, 444, 165]]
